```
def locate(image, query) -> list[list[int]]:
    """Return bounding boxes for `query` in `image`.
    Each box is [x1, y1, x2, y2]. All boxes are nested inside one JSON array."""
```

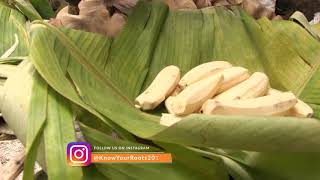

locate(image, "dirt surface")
[[0, 140, 23, 166], [0, 124, 42, 179]]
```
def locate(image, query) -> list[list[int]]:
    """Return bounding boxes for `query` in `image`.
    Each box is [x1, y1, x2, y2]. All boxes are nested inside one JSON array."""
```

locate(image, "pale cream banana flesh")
[[170, 74, 223, 115], [179, 61, 232, 89], [201, 92, 298, 116], [267, 88, 314, 118], [160, 113, 182, 127], [214, 72, 269, 101], [267, 88, 282, 96], [171, 86, 182, 96], [134, 62, 313, 119], [165, 96, 175, 114], [135, 65, 180, 110], [216, 67, 251, 93], [291, 100, 314, 118]]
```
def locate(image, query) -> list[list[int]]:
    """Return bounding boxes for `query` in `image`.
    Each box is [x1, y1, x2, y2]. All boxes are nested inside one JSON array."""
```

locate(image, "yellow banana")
[[214, 72, 269, 101], [217, 67, 251, 93], [201, 92, 297, 116], [135, 65, 180, 110], [170, 74, 223, 115], [267, 88, 314, 118], [179, 61, 232, 89], [160, 113, 182, 127]]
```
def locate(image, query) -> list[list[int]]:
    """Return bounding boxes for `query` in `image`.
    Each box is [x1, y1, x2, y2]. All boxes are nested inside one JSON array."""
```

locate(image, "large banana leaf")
[[29, 1, 320, 151], [82, 124, 229, 180], [2, 1, 320, 179]]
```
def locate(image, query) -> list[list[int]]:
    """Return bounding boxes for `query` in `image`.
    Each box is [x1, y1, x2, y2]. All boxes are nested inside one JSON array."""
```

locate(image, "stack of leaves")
[[1, 0, 320, 179]]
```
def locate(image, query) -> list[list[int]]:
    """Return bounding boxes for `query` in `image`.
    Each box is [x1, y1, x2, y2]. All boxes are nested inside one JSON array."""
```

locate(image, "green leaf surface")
[[13, 0, 42, 21], [29, 0, 54, 19], [2, 1, 319, 179], [43, 88, 82, 179], [216, 149, 320, 180], [4, 60, 83, 179], [0, 4, 28, 56], [30, 22, 136, 141], [29, 1, 320, 152], [81, 124, 229, 180], [313, 24, 320, 36], [23, 71, 48, 180], [289, 11, 320, 40]]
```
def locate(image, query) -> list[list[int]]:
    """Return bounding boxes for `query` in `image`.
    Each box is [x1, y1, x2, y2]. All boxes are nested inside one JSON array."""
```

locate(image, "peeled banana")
[[214, 72, 269, 101], [165, 96, 175, 114], [291, 101, 314, 118], [135, 62, 313, 119], [171, 86, 182, 96], [135, 65, 180, 110], [160, 113, 182, 127], [179, 61, 232, 89], [217, 67, 250, 93], [170, 74, 223, 115], [201, 92, 297, 116], [267, 88, 314, 118], [267, 88, 282, 96]]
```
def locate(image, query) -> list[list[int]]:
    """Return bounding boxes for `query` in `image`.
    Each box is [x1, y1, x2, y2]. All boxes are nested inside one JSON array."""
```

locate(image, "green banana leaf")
[[2, 1, 320, 179], [28, 0, 54, 19], [12, 0, 42, 21], [206, 148, 320, 180], [313, 24, 320, 37], [26, 1, 320, 179], [29, 1, 320, 151], [82, 124, 229, 180], [289, 11, 320, 40], [0, 4, 28, 57]]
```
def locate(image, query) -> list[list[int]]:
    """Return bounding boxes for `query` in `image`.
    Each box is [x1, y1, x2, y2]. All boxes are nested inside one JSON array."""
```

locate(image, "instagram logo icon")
[[67, 142, 91, 166]]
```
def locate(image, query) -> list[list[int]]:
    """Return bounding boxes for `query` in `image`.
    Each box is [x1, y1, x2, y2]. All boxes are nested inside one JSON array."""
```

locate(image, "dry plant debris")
[[50, 0, 127, 37], [50, 0, 280, 37]]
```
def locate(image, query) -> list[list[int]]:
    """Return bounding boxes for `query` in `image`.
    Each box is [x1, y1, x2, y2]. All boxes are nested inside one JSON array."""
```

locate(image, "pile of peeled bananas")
[[134, 61, 314, 126]]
